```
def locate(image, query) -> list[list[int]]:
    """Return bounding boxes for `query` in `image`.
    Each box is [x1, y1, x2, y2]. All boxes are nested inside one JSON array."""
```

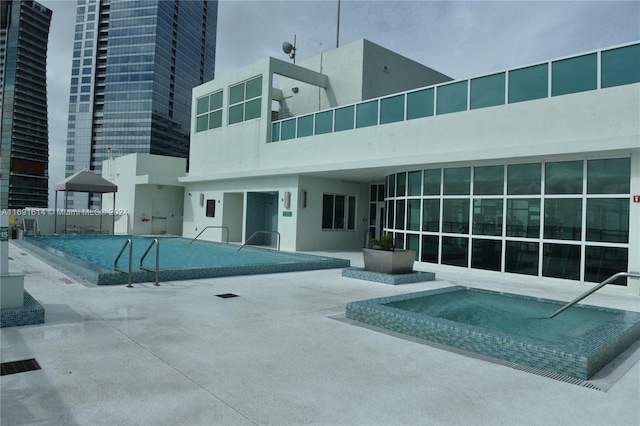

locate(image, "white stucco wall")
[[102, 154, 186, 235]]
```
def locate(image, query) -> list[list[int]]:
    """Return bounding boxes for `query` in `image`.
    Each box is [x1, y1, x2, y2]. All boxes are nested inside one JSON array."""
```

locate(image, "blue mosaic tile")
[[346, 286, 640, 380], [342, 267, 435, 285], [1, 291, 45, 328]]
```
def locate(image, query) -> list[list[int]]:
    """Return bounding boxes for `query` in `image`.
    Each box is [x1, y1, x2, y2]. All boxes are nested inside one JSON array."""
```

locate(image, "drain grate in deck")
[[1, 359, 41, 376], [215, 293, 239, 299]]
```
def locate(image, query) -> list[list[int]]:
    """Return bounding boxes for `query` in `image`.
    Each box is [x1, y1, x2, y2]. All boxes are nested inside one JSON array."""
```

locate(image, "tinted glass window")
[[508, 63, 548, 103]]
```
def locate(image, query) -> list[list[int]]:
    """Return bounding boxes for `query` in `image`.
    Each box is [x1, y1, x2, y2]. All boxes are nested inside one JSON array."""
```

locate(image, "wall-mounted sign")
[[282, 211, 292, 217], [0, 227, 8, 242]]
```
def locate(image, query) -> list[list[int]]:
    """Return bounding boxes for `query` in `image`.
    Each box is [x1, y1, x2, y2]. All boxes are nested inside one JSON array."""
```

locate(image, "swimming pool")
[[346, 286, 640, 380], [17, 235, 350, 285]]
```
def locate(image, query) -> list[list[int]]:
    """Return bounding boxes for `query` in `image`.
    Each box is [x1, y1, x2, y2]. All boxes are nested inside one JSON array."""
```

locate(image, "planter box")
[[363, 248, 416, 274]]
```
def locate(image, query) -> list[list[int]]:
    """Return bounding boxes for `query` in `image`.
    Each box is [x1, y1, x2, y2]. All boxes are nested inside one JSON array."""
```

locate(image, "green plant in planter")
[[369, 235, 395, 251]]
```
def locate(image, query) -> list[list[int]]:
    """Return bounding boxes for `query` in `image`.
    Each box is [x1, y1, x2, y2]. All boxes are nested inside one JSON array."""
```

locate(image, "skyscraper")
[[0, 0, 52, 209], [65, 0, 217, 209]]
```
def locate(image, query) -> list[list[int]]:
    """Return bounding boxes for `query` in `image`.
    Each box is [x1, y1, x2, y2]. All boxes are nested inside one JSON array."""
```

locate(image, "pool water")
[[385, 290, 617, 345], [19, 235, 350, 285], [30, 235, 307, 270]]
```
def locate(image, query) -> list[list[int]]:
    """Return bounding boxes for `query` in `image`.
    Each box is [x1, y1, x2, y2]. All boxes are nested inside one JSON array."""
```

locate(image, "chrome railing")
[[237, 231, 281, 252], [114, 238, 133, 288], [547, 272, 640, 319], [140, 238, 160, 286], [189, 226, 230, 244]]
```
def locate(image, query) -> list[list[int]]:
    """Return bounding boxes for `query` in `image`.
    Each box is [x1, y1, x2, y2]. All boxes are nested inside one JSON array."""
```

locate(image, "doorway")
[[246, 192, 279, 246]]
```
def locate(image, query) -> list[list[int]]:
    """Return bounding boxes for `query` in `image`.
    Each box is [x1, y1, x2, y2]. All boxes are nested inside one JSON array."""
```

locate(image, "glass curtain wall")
[[383, 158, 630, 284]]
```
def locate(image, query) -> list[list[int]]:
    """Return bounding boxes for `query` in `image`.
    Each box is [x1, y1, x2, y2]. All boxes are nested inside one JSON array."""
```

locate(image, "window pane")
[[508, 63, 548, 103], [472, 239, 502, 271], [280, 118, 296, 141], [315, 110, 333, 135], [334, 105, 354, 132], [436, 81, 468, 115], [196, 115, 208, 132], [296, 114, 313, 138], [322, 195, 333, 229], [507, 163, 541, 195], [407, 88, 434, 120], [545, 160, 583, 194], [543, 243, 581, 280], [196, 96, 209, 114], [507, 199, 541, 238], [602, 44, 640, 88], [347, 196, 356, 230], [443, 167, 470, 195], [208, 110, 222, 129], [552, 53, 597, 96], [387, 174, 396, 197], [423, 169, 441, 196], [407, 170, 422, 196], [380, 94, 405, 124], [544, 199, 582, 241], [422, 199, 440, 232], [587, 158, 630, 194], [442, 236, 468, 267], [244, 98, 261, 120], [470, 72, 505, 109], [229, 83, 244, 104], [407, 199, 421, 231], [442, 199, 469, 234], [585, 246, 628, 284], [396, 172, 406, 197], [421, 235, 439, 263], [271, 122, 280, 142], [356, 100, 378, 128], [473, 199, 503, 236], [387, 200, 394, 230], [586, 199, 629, 243], [505, 241, 539, 276], [228, 104, 243, 124], [395, 199, 405, 230], [407, 235, 419, 260], [334, 196, 345, 228], [245, 76, 262, 99], [474, 165, 504, 195], [210, 91, 223, 110]]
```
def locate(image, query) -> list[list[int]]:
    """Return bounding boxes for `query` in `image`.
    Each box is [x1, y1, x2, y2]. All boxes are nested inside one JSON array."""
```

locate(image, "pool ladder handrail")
[[140, 238, 160, 286], [114, 238, 133, 288], [546, 271, 640, 319], [189, 226, 230, 244], [237, 231, 281, 252]]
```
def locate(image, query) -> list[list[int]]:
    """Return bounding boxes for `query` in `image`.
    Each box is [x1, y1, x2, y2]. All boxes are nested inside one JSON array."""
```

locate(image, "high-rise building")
[[65, 0, 217, 209], [0, 0, 52, 209]]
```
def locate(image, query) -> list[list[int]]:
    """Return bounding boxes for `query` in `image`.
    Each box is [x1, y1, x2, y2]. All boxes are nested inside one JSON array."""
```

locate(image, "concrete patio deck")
[[1, 242, 639, 425]]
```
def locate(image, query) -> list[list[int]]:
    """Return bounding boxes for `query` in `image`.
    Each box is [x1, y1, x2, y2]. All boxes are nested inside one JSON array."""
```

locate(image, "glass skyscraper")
[[65, 0, 217, 209], [0, 0, 52, 209]]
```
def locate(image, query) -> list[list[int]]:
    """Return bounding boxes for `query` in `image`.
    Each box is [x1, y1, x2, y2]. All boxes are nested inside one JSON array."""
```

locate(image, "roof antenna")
[[282, 35, 296, 64]]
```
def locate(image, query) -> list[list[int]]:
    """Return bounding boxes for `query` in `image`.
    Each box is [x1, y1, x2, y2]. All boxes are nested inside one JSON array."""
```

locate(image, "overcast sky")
[[37, 0, 640, 208]]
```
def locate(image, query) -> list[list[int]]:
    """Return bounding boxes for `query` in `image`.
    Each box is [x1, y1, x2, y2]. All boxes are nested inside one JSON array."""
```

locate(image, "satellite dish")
[[282, 41, 294, 55]]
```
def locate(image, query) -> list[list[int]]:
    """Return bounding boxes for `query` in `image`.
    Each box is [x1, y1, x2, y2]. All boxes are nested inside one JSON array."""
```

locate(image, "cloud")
[[37, 0, 640, 207]]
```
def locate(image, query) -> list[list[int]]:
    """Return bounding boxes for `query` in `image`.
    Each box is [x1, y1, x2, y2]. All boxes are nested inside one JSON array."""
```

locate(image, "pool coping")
[[346, 286, 640, 380], [14, 237, 351, 285]]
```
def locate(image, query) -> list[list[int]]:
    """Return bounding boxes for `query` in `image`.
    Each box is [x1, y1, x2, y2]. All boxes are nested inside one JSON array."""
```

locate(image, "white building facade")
[[184, 39, 640, 292]]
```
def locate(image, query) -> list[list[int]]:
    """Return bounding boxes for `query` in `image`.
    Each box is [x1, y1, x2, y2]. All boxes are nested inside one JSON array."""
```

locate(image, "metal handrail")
[[237, 231, 281, 252], [189, 226, 230, 244], [140, 239, 160, 286], [547, 271, 640, 319], [114, 238, 133, 288]]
